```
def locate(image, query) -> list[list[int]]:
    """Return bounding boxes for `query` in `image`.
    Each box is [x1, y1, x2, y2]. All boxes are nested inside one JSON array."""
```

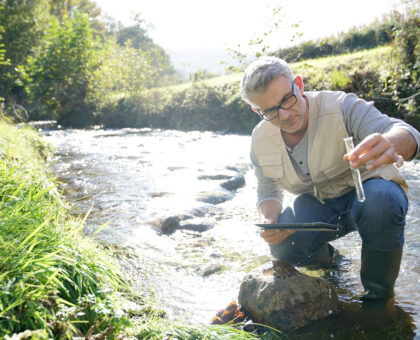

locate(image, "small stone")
[[154, 216, 180, 234], [196, 191, 233, 205], [220, 174, 245, 191], [197, 173, 234, 180], [179, 218, 214, 232], [201, 264, 223, 277]]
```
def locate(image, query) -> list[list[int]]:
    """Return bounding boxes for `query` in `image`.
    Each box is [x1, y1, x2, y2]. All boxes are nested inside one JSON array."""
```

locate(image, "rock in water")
[[155, 216, 180, 234], [196, 190, 233, 204], [220, 173, 245, 191], [238, 260, 339, 331]]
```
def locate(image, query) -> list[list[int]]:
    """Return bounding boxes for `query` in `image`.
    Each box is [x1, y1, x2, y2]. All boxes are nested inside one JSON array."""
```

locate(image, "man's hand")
[[258, 200, 294, 245], [260, 228, 295, 245], [344, 129, 416, 170]]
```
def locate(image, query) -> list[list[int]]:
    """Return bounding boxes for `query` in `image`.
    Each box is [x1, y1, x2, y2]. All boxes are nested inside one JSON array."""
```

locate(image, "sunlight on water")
[[43, 128, 420, 335]]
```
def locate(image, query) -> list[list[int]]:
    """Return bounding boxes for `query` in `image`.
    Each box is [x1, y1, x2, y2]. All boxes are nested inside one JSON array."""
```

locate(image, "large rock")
[[238, 260, 339, 331]]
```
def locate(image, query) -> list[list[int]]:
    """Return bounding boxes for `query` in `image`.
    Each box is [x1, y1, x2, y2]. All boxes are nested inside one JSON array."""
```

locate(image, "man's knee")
[[364, 180, 407, 217], [355, 179, 407, 249]]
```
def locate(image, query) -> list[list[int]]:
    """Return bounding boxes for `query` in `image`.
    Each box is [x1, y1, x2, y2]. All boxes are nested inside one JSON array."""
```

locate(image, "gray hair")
[[240, 56, 295, 106]]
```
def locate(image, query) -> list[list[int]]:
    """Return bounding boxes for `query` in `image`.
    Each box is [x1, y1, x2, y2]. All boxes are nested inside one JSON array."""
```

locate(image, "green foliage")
[[190, 68, 218, 82], [22, 12, 102, 126], [97, 81, 260, 133], [0, 120, 131, 337], [292, 47, 389, 93], [0, 17, 9, 67], [0, 1, 180, 126], [331, 70, 352, 89], [275, 19, 397, 62], [114, 13, 181, 87], [88, 39, 160, 110], [386, 0, 419, 120], [0, 7, 9, 102], [135, 318, 260, 339], [116, 13, 153, 50], [0, 0, 50, 104], [49, 0, 106, 37]]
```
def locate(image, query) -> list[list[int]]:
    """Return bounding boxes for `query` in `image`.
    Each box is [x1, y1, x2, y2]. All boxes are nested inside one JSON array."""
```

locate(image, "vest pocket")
[[320, 160, 350, 179], [258, 154, 284, 179]]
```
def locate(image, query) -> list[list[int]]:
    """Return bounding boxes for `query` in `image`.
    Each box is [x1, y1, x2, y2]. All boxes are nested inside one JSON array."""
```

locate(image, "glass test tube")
[[343, 137, 366, 202]]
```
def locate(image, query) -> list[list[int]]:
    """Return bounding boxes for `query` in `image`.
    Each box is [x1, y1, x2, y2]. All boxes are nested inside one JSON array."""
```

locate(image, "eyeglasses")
[[255, 81, 298, 121]]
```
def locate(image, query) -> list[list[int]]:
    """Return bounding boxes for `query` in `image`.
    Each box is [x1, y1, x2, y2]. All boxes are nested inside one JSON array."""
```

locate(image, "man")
[[240, 56, 420, 301]]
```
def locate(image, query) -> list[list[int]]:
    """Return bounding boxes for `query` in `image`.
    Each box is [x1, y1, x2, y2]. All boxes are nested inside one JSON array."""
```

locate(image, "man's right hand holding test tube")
[[343, 130, 414, 171]]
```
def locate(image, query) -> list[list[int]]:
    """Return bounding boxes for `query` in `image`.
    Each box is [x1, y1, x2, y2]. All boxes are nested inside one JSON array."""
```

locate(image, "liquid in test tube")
[[343, 137, 366, 202]]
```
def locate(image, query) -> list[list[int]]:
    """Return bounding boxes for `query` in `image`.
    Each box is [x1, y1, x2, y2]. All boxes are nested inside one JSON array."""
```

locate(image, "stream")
[[43, 127, 420, 338]]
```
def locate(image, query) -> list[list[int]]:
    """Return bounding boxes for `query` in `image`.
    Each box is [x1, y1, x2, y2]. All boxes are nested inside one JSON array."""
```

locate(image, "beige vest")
[[251, 91, 408, 201]]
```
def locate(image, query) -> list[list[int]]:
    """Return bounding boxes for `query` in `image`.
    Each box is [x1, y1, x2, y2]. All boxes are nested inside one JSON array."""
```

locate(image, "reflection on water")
[[44, 128, 420, 337]]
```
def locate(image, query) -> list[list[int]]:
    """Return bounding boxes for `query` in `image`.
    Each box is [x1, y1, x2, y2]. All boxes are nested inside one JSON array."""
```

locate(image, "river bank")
[[0, 120, 268, 338]]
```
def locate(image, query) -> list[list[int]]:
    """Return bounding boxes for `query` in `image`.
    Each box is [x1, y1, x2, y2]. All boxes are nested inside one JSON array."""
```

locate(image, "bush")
[[22, 12, 101, 126], [387, 2, 419, 122], [97, 81, 260, 134]]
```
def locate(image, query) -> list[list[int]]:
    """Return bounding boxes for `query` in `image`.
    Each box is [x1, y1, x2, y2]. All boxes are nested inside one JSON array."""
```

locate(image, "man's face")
[[251, 76, 308, 135]]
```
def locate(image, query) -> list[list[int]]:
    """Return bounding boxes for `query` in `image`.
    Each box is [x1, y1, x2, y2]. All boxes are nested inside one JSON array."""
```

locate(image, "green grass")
[[291, 46, 392, 92], [134, 318, 259, 340], [0, 120, 132, 337]]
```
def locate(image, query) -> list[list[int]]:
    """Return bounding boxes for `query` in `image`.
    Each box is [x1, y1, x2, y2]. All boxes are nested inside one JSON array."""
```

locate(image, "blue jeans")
[[270, 179, 408, 267]]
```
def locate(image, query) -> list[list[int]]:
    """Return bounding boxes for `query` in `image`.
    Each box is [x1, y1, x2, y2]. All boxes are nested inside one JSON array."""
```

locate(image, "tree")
[[0, 8, 8, 67], [115, 13, 180, 86], [88, 39, 159, 108], [388, 0, 419, 119], [49, 0, 106, 37], [23, 12, 102, 126], [116, 13, 153, 50], [0, 5, 9, 102], [0, 0, 50, 103]]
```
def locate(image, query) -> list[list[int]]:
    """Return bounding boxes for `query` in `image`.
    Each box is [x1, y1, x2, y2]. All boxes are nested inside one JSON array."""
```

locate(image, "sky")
[[92, 0, 403, 74]]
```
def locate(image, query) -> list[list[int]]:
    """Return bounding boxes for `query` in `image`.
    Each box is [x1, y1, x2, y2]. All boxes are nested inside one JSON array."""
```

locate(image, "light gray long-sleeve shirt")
[[250, 92, 420, 207]]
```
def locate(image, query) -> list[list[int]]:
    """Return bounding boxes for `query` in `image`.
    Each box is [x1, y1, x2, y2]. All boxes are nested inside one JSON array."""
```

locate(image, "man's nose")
[[278, 108, 291, 121]]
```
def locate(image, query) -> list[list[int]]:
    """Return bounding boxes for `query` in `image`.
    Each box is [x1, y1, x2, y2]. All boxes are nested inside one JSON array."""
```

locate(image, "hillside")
[[97, 46, 404, 133]]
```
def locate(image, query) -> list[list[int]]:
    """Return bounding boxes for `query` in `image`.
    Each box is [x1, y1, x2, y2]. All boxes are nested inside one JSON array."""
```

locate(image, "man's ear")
[[295, 75, 304, 94]]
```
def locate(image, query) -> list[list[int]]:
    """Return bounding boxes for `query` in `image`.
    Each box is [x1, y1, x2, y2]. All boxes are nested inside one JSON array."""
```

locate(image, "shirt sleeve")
[[341, 93, 420, 159], [250, 148, 284, 207]]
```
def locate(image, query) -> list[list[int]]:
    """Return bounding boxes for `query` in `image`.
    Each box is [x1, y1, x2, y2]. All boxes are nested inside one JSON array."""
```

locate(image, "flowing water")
[[43, 128, 420, 338]]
